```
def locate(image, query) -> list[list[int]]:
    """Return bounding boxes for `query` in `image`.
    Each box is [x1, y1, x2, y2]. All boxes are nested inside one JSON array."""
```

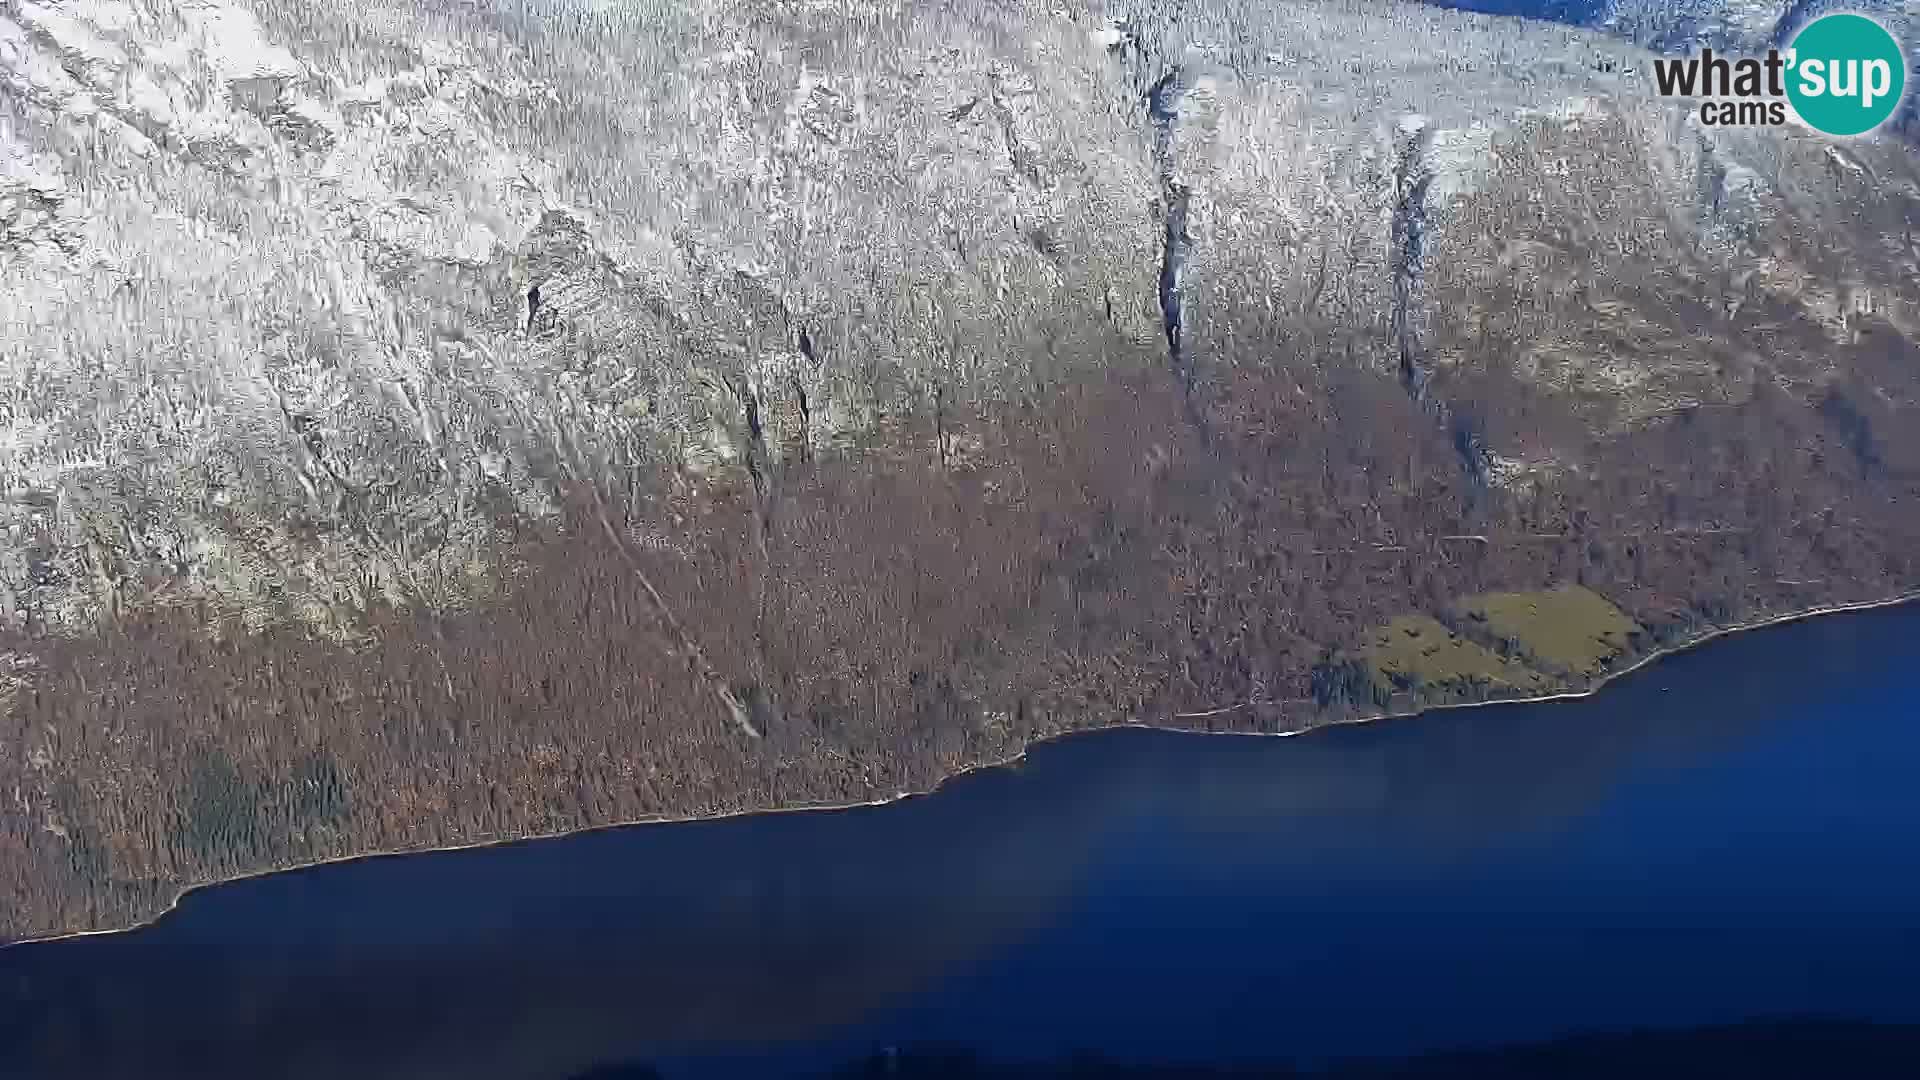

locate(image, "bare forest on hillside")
[[5, 0, 1920, 939]]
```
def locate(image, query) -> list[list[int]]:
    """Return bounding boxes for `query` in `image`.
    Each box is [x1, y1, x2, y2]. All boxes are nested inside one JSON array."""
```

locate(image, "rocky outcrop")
[[3, 0, 1914, 638]]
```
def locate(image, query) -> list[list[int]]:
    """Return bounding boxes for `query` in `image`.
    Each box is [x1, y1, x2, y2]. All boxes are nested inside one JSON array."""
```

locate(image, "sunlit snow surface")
[[0, 0, 1915, 646]]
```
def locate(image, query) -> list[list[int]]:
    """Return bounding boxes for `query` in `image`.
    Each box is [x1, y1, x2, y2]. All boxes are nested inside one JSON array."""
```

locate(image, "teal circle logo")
[[1786, 13, 1907, 137]]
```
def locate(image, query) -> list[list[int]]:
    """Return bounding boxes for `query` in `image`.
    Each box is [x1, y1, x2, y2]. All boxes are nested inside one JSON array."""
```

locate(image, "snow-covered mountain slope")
[[1, 0, 1914, 640]]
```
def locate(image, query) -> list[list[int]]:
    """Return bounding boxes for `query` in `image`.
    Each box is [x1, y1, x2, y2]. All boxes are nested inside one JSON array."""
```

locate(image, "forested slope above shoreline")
[[9, 346, 1920, 943], [5, 0, 1920, 940]]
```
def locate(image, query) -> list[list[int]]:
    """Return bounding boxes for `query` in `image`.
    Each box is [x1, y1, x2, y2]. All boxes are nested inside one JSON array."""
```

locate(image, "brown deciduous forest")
[[5, 320, 1920, 942]]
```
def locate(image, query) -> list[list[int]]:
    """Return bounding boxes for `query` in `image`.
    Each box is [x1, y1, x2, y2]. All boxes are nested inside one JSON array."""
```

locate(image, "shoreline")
[[7, 587, 1918, 952]]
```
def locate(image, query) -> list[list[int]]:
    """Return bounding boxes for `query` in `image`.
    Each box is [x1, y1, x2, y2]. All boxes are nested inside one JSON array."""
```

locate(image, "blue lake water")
[[3, 601, 1918, 1079]]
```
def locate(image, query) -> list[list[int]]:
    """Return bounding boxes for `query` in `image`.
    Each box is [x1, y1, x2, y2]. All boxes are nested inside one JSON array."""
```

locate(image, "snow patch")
[[1825, 145, 1866, 176], [176, 3, 304, 83], [0, 15, 84, 96], [1092, 23, 1129, 51], [1424, 123, 1499, 204], [15, 2, 128, 69], [1485, 451, 1565, 492], [1529, 95, 1612, 128]]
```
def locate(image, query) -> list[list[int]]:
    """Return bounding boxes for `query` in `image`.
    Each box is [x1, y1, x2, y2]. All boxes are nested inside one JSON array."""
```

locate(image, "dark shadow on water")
[[570, 1017, 1920, 1079], [568, 1067, 666, 1080]]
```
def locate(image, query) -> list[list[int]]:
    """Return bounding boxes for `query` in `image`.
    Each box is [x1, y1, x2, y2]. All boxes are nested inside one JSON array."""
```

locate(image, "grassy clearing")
[[1363, 614, 1550, 697], [1450, 585, 1643, 676]]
